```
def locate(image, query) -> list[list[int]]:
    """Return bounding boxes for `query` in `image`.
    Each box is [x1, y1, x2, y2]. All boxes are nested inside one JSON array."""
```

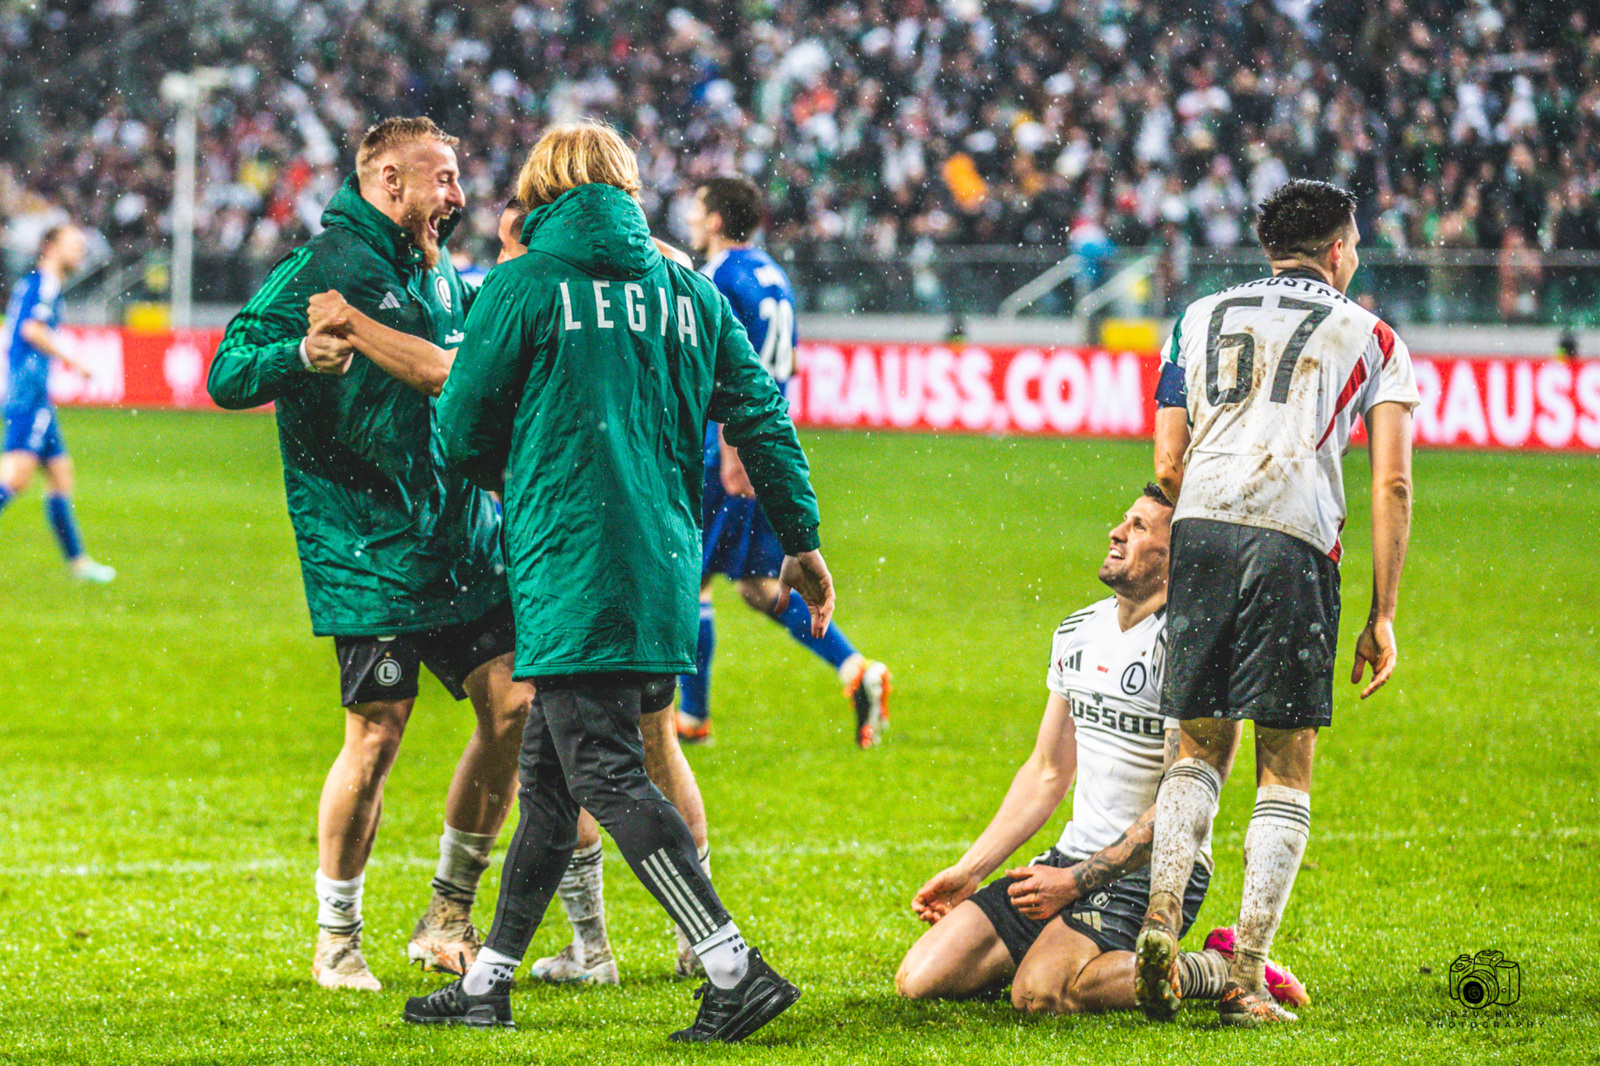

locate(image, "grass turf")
[[0, 408, 1595, 1064]]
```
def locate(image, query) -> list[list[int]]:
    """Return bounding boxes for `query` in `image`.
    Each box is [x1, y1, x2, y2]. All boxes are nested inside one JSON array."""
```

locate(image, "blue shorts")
[[701, 471, 785, 581], [3, 405, 65, 461]]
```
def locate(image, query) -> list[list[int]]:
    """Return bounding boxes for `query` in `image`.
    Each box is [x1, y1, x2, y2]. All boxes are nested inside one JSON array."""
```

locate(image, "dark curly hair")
[[1256, 179, 1358, 259], [698, 176, 765, 242], [1143, 482, 1174, 508]]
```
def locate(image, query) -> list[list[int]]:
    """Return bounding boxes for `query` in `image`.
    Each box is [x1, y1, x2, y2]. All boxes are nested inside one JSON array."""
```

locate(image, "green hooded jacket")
[[437, 183, 820, 678], [208, 175, 507, 636]]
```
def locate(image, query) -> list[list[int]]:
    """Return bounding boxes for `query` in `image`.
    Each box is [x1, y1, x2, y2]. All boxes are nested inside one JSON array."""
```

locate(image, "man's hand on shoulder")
[[653, 238, 694, 268], [1004, 864, 1078, 921], [911, 866, 979, 925]]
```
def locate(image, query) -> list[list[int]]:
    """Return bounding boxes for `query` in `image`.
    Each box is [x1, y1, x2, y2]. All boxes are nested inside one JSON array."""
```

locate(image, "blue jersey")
[[5, 269, 61, 414], [701, 246, 796, 468]]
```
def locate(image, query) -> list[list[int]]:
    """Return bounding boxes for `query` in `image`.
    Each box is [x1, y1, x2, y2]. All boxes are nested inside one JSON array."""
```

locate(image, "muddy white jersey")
[[1160, 271, 1419, 558], [1045, 597, 1211, 868]]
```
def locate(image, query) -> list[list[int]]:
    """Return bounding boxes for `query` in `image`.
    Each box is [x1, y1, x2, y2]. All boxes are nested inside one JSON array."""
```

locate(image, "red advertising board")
[[28, 327, 226, 409], [789, 341, 1600, 452], [29, 329, 1600, 451]]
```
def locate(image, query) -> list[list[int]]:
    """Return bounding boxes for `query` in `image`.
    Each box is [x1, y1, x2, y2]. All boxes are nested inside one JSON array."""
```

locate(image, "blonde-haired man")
[[209, 117, 533, 992], [401, 122, 829, 1043]]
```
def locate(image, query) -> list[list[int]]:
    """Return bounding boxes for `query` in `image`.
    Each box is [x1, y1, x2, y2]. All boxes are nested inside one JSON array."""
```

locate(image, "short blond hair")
[[356, 116, 459, 173], [516, 121, 642, 208]]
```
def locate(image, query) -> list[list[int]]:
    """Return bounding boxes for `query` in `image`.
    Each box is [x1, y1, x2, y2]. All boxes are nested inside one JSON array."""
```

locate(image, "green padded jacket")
[[437, 183, 820, 677], [208, 175, 507, 636]]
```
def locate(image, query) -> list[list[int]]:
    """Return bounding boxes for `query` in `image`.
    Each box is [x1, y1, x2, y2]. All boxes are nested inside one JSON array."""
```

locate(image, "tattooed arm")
[[1004, 728, 1178, 920]]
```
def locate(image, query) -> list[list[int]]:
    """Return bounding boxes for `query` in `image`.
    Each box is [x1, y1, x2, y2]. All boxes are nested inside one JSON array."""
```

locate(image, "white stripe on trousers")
[[642, 849, 716, 942]]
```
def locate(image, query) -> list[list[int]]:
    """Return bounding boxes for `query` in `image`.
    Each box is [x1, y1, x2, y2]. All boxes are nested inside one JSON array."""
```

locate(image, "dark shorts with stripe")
[[333, 599, 517, 706], [1163, 518, 1341, 731], [969, 848, 1210, 963]]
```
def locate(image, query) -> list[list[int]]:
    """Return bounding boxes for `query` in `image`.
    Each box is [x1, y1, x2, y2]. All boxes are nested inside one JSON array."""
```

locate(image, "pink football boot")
[[1203, 926, 1310, 1007]]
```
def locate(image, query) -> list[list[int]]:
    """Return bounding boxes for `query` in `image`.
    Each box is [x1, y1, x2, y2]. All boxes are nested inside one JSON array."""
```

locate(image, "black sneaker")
[[402, 977, 515, 1029], [668, 947, 800, 1043]]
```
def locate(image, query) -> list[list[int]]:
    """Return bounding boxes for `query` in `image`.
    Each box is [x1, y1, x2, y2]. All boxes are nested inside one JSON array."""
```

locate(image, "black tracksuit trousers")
[[484, 672, 730, 960]]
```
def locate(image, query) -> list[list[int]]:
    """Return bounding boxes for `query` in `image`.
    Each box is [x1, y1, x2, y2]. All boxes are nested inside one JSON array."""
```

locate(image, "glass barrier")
[[82, 245, 1600, 329], [770, 246, 1600, 328]]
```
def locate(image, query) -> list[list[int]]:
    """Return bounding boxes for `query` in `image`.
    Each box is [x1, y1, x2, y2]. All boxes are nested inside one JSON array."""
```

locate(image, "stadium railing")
[[65, 246, 1600, 329]]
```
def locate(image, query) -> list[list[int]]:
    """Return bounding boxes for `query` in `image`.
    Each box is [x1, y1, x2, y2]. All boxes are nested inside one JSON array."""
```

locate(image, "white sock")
[[1235, 785, 1311, 989], [836, 652, 866, 686], [315, 871, 363, 933], [557, 841, 609, 963], [463, 946, 520, 994], [674, 844, 713, 956], [693, 920, 749, 989], [1177, 948, 1230, 999], [1148, 758, 1222, 922], [432, 824, 496, 903]]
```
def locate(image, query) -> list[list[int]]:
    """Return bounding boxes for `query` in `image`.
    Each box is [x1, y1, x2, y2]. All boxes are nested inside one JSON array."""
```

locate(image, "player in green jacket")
[[403, 123, 832, 1043], [207, 118, 533, 993]]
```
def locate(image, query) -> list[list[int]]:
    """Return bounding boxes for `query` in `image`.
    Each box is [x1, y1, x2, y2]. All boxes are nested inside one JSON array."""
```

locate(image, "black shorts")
[[334, 600, 517, 706], [533, 672, 677, 715], [969, 848, 1211, 963], [1163, 518, 1341, 731]]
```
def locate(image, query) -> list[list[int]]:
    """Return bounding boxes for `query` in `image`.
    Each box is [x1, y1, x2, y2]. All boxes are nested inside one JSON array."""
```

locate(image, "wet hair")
[[1256, 179, 1358, 259], [516, 121, 641, 208], [698, 176, 765, 242], [356, 116, 458, 173], [1143, 482, 1174, 508]]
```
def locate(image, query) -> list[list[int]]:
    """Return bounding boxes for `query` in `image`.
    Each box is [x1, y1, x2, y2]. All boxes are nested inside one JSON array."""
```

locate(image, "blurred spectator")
[[0, 0, 1593, 324], [1496, 227, 1543, 322]]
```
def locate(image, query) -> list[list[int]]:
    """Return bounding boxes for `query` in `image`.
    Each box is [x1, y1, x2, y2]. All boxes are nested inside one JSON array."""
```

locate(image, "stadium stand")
[[1, 1, 1596, 316]]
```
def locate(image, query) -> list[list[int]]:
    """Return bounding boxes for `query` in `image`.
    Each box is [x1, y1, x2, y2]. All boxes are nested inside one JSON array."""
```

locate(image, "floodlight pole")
[[172, 95, 197, 330], [161, 69, 229, 330]]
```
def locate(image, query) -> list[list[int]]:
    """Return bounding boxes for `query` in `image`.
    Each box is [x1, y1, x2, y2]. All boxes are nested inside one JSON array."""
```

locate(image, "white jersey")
[[1045, 598, 1211, 868], [1162, 271, 1420, 558]]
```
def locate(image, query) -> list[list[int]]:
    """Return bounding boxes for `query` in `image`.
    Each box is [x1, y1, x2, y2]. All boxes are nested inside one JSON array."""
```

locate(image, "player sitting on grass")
[[1, 223, 115, 582], [896, 485, 1306, 1014], [679, 176, 890, 749]]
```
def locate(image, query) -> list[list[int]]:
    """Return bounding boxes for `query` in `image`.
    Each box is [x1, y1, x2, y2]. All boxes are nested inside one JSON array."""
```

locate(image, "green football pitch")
[[1, 409, 1595, 1064]]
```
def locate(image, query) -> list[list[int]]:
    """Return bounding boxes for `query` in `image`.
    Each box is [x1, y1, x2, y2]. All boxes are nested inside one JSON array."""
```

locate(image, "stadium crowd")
[[2, 0, 1597, 294]]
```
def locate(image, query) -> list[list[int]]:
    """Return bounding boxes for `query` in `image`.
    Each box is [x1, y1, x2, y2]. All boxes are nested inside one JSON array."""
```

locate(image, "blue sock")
[[45, 494, 85, 561], [678, 600, 715, 721], [773, 590, 857, 670], [0, 484, 13, 514]]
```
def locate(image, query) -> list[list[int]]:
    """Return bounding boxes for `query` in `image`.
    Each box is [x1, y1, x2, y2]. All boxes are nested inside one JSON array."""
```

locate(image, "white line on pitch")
[[1, 824, 1593, 880]]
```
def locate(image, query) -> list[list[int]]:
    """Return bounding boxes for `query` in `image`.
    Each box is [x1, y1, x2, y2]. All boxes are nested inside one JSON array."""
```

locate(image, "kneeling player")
[[896, 486, 1306, 1013]]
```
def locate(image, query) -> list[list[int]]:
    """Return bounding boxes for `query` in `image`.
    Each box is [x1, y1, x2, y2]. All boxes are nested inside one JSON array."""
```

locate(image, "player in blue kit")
[[680, 177, 890, 748], [1, 223, 115, 582]]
